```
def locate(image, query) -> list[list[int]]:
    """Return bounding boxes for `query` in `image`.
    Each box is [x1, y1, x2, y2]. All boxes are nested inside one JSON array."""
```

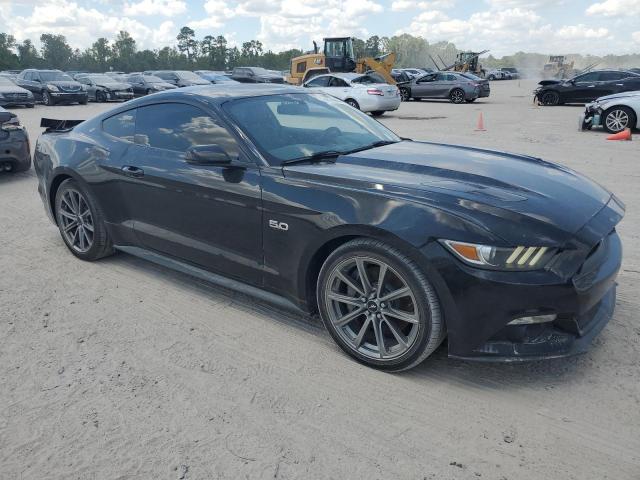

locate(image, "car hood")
[[0, 85, 30, 94], [285, 141, 615, 246], [538, 79, 563, 86], [594, 91, 640, 102], [47, 81, 82, 88], [96, 82, 130, 90]]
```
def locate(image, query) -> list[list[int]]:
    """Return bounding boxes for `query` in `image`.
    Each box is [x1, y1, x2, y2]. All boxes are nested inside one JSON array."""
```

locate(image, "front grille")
[[60, 86, 81, 92], [4, 93, 29, 100]]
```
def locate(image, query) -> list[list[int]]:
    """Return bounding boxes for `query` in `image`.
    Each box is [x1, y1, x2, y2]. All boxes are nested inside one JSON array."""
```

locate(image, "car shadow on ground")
[[0, 170, 35, 183], [98, 250, 590, 390]]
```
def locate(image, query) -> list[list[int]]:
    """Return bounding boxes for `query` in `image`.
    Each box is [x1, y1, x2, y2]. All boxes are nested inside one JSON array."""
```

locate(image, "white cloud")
[[586, 0, 640, 16], [391, 0, 453, 11], [6, 0, 176, 49], [556, 24, 609, 39], [632, 31, 640, 42], [123, 0, 186, 17]]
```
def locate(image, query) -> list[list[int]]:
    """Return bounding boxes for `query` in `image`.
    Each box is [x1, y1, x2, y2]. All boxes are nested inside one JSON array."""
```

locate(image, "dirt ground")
[[1, 80, 639, 480]]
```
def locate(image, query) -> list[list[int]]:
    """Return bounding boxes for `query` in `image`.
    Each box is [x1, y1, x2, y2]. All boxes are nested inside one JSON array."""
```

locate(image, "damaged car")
[[581, 91, 640, 133], [76, 74, 134, 102], [535, 69, 640, 105], [34, 85, 624, 371], [0, 107, 31, 173]]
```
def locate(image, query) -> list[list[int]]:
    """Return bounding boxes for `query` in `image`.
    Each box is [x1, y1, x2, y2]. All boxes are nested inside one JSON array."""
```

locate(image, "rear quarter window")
[[102, 110, 136, 142]]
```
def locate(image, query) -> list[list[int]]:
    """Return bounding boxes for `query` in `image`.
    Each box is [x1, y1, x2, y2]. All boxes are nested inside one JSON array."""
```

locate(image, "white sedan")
[[303, 73, 400, 116], [581, 91, 640, 133]]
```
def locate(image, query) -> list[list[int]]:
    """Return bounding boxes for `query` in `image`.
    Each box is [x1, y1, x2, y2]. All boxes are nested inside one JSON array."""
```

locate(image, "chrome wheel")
[[400, 88, 410, 101], [324, 256, 421, 360], [605, 109, 629, 132], [57, 189, 94, 253], [450, 89, 464, 104]]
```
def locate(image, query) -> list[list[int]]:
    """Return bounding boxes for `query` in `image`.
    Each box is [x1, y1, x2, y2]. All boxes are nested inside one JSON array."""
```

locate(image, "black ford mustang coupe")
[[34, 85, 624, 371]]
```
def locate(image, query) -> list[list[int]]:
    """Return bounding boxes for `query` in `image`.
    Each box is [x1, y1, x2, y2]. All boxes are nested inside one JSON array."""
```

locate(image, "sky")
[[0, 0, 639, 57]]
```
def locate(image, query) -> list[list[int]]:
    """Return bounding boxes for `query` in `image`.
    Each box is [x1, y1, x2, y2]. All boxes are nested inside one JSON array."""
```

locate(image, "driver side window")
[[575, 72, 599, 83], [306, 76, 330, 87], [418, 74, 436, 83]]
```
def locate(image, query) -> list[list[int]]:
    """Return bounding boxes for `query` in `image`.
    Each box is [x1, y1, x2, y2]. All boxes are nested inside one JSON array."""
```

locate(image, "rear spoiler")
[[40, 118, 84, 132]]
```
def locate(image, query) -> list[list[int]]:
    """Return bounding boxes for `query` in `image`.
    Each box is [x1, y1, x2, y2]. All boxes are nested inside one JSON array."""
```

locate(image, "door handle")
[[121, 165, 144, 177]]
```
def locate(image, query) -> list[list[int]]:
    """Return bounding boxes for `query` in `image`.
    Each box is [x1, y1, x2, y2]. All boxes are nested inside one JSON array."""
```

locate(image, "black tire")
[[371, 111, 385, 117], [345, 98, 360, 110], [540, 90, 560, 106], [54, 179, 114, 261], [317, 238, 445, 372], [79, 97, 88, 105], [42, 91, 54, 106], [26, 103, 35, 108], [602, 106, 636, 134], [96, 91, 106, 103], [449, 88, 465, 104], [399, 87, 411, 101]]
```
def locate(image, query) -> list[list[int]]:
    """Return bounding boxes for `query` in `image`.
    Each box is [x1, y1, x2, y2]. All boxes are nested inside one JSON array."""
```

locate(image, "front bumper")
[[423, 200, 623, 361], [0, 97, 35, 107], [49, 92, 88, 103], [106, 90, 134, 101]]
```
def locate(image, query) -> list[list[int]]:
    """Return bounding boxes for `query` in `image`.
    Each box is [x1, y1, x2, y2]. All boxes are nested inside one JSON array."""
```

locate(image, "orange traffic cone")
[[606, 128, 632, 141], [475, 112, 486, 131]]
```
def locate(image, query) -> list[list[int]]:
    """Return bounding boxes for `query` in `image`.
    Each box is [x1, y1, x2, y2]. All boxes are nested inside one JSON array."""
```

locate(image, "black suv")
[[16, 69, 88, 106], [231, 67, 285, 84]]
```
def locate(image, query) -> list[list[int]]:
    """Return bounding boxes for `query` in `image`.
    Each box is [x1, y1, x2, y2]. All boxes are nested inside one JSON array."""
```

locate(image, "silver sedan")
[[399, 72, 482, 104]]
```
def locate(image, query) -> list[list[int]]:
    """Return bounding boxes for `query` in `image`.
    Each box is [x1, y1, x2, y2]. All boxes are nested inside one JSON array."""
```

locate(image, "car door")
[[599, 71, 631, 96], [324, 76, 350, 101], [119, 102, 264, 285], [77, 77, 95, 99], [568, 72, 601, 102], [412, 73, 438, 98], [304, 75, 331, 91], [128, 75, 144, 96]]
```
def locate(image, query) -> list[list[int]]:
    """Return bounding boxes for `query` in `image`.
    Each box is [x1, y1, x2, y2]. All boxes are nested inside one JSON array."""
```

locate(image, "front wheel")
[[55, 179, 114, 261], [449, 88, 465, 104], [317, 239, 445, 371], [603, 106, 635, 133], [96, 91, 106, 103], [540, 90, 560, 106], [42, 91, 54, 106], [371, 111, 385, 117], [399, 87, 411, 101]]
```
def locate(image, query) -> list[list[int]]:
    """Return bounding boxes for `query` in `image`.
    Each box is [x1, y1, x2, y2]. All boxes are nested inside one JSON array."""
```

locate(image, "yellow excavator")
[[286, 37, 396, 85]]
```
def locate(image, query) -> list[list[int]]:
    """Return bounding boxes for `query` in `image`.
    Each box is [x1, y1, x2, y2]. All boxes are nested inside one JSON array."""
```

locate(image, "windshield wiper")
[[280, 150, 342, 167], [343, 140, 399, 155]]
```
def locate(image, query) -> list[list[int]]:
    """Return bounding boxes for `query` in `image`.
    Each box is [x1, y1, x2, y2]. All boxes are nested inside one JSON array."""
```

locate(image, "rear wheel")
[[345, 98, 360, 110], [317, 239, 445, 371], [371, 111, 385, 117], [96, 91, 106, 103], [449, 88, 465, 104], [399, 87, 411, 101], [540, 90, 560, 106], [54, 179, 114, 261], [603, 106, 635, 133]]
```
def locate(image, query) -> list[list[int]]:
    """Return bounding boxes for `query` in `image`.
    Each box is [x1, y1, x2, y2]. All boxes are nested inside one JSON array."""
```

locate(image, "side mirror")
[[0, 111, 13, 123], [185, 144, 232, 166]]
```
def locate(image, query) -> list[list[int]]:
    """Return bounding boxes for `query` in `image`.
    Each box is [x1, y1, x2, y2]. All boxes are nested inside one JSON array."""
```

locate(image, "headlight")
[[441, 240, 557, 270], [47, 84, 59, 92]]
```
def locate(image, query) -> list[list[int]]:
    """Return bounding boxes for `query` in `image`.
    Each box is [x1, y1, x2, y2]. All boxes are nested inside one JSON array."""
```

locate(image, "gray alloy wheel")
[[317, 239, 445, 371], [345, 98, 360, 110], [540, 90, 560, 106], [54, 179, 114, 261], [42, 91, 53, 106], [449, 88, 465, 104], [399, 87, 411, 101], [57, 188, 95, 254], [96, 90, 106, 103], [603, 106, 635, 133]]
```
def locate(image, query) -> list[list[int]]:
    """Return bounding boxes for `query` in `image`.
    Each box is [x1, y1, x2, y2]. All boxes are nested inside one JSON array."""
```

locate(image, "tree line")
[[1, 28, 638, 74]]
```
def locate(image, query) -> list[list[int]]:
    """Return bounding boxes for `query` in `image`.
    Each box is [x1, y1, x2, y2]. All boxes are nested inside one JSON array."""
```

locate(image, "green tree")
[[40, 33, 73, 69], [16, 39, 40, 68], [177, 26, 198, 62], [112, 31, 137, 71], [90, 38, 112, 71], [0, 33, 19, 69], [365, 35, 381, 58]]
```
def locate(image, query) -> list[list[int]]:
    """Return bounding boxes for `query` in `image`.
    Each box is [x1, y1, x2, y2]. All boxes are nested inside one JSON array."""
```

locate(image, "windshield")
[[176, 71, 208, 82], [143, 75, 164, 83], [223, 93, 400, 166], [40, 71, 73, 82], [87, 75, 115, 83]]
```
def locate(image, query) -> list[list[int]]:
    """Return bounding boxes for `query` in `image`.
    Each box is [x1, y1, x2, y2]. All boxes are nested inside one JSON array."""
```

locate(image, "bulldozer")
[[431, 50, 488, 78], [286, 37, 397, 85], [541, 56, 575, 79]]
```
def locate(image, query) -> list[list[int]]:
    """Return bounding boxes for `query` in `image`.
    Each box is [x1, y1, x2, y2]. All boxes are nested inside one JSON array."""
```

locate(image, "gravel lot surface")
[[1, 80, 639, 480]]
